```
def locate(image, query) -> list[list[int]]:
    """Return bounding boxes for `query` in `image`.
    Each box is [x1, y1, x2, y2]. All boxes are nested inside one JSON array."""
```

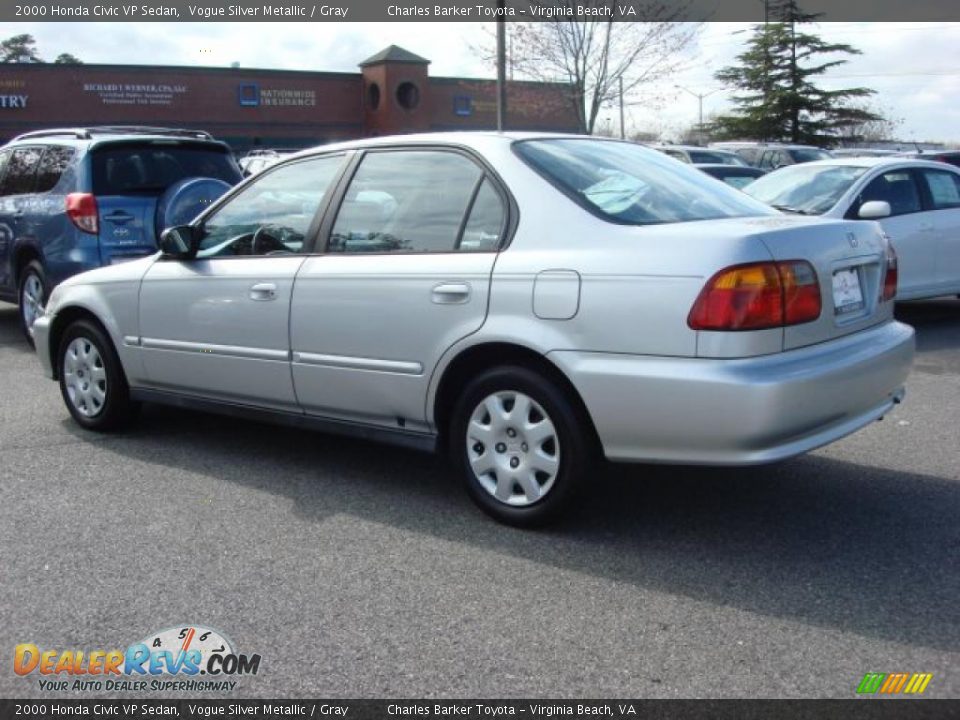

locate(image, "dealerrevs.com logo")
[[14, 625, 261, 692]]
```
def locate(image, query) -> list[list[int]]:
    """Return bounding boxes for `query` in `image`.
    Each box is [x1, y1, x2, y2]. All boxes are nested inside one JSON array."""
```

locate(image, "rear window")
[[789, 148, 833, 163], [91, 143, 242, 195], [515, 139, 775, 225], [689, 150, 744, 165]]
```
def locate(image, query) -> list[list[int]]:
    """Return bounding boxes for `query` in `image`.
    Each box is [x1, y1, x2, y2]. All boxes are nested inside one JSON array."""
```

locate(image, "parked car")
[[33, 133, 913, 526], [897, 150, 960, 170], [711, 142, 833, 170], [651, 144, 749, 166], [0, 126, 243, 344], [743, 157, 960, 301], [238, 149, 293, 177], [831, 148, 900, 158], [695, 164, 767, 189]]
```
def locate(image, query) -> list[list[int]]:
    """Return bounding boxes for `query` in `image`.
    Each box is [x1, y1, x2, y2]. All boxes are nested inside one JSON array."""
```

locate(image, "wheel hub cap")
[[63, 338, 108, 418], [466, 390, 560, 507]]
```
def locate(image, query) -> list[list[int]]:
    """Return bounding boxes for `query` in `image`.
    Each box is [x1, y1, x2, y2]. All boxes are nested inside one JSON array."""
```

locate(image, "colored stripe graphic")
[[880, 673, 909, 693], [857, 672, 933, 695], [857, 673, 886, 694], [904, 674, 933, 694]]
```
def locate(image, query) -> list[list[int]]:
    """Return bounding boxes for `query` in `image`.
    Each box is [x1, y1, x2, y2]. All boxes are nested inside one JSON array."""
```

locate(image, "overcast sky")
[[2, 21, 958, 143]]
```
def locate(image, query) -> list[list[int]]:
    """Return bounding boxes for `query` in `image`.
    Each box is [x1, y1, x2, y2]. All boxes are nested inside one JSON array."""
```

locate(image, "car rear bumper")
[[549, 320, 915, 465], [33, 314, 55, 379]]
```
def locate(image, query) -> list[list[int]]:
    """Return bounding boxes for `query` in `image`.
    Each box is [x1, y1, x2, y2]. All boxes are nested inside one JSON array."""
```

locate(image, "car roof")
[[653, 144, 737, 153], [7, 126, 226, 149], [782, 157, 960, 170], [694, 163, 765, 171], [286, 131, 630, 158]]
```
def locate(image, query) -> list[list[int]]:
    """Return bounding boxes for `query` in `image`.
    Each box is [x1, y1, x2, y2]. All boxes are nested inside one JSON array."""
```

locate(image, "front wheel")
[[18, 260, 47, 347], [57, 319, 138, 432], [450, 366, 590, 527]]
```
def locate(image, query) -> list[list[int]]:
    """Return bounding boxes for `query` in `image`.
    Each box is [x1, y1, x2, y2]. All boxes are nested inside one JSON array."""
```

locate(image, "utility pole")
[[496, 6, 507, 132]]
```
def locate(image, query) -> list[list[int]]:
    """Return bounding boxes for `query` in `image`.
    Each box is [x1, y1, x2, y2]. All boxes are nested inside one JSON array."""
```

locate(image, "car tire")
[[18, 260, 47, 347], [450, 365, 590, 527], [57, 319, 139, 432]]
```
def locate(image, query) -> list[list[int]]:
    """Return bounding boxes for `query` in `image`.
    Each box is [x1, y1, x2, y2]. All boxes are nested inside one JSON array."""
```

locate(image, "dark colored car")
[[898, 151, 960, 169], [0, 126, 242, 343], [651, 144, 749, 166], [712, 143, 833, 170], [695, 164, 767, 190]]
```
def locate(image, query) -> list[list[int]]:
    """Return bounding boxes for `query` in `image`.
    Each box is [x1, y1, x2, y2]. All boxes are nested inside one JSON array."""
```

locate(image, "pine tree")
[[713, 0, 881, 144]]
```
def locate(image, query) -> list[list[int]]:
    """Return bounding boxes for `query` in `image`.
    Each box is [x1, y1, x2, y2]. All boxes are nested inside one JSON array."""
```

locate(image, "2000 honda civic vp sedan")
[[33, 133, 915, 525]]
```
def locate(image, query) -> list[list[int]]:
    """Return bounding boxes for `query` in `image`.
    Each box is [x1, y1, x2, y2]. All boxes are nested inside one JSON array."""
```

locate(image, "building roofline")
[[1, 62, 361, 81]]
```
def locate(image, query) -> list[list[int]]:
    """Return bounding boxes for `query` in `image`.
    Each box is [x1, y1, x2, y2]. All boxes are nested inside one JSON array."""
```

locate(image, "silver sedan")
[[33, 133, 914, 526]]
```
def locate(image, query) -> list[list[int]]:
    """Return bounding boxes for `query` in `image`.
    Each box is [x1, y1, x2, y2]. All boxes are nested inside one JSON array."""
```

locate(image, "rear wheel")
[[18, 260, 47, 347], [57, 319, 138, 432], [450, 366, 589, 527]]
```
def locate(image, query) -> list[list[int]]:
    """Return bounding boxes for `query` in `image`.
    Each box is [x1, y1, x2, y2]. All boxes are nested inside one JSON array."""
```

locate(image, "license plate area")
[[832, 267, 865, 315]]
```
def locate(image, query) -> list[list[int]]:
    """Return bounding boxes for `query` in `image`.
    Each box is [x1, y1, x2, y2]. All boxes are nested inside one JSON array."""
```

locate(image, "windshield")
[[515, 139, 775, 225], [743, 164, 867, 215], [688, 150, 747, 166], [722, 174, 761, 190]]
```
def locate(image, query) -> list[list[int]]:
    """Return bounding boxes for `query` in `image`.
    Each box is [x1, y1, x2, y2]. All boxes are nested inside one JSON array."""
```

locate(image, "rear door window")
[[35, 146, 76, 193], [91, 143, 242, 195], [0, 146, 43, 196], [459, 178, 505, 251], [329, 150, 484, 254], [919, 169, 960, 210]]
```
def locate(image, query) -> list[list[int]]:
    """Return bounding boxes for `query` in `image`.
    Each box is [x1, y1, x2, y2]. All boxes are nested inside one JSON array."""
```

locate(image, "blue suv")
[[0, 126, 242, 344]]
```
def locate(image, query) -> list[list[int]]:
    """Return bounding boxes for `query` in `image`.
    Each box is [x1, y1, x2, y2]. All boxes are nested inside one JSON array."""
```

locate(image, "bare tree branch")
[[475, 7, 700, 134]]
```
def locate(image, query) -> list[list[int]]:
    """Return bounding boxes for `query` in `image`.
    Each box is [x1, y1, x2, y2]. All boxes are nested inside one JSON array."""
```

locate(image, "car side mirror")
[[158, 225, 200, 258], [858, 201, 891, 220]]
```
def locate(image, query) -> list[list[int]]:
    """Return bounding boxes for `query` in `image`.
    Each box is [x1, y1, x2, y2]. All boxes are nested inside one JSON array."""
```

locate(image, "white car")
[[745, 158, 960, 301]]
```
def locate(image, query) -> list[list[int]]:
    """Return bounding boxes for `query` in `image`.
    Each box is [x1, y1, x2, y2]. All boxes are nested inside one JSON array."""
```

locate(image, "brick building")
[[0, 45, 580, 151]]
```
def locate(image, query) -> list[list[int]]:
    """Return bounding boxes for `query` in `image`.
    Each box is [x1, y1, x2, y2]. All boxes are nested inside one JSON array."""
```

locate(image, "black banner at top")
[[0, 0, 958, 22]]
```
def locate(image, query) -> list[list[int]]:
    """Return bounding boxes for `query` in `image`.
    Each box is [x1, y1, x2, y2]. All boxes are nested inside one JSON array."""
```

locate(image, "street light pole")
[[496, 6, 507, 132], [619, 76, 625, 140], [675, 85, 720, 144]]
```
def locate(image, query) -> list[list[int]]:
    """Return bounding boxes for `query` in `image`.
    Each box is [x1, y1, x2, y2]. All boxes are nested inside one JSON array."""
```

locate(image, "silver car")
[[33, 133, 914, 526]]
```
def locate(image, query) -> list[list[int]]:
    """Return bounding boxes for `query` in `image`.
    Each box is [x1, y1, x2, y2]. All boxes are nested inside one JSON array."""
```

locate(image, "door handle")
[[431, 282, 471, 304], [104, 211, 135, 223], [919, 222, 934, 232], [249, 282, 277, 301]]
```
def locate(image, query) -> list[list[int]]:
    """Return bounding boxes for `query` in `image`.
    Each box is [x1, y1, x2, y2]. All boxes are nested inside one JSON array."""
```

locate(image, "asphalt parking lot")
[[0, 298, 958, 699]]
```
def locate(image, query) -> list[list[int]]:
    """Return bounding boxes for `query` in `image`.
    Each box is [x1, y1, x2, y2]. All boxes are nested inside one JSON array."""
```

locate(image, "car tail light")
[[688, 260, 821, 331], [66, 193, 99, 234], [881, 242, 898, 302], [779, 260, 822, 325]]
